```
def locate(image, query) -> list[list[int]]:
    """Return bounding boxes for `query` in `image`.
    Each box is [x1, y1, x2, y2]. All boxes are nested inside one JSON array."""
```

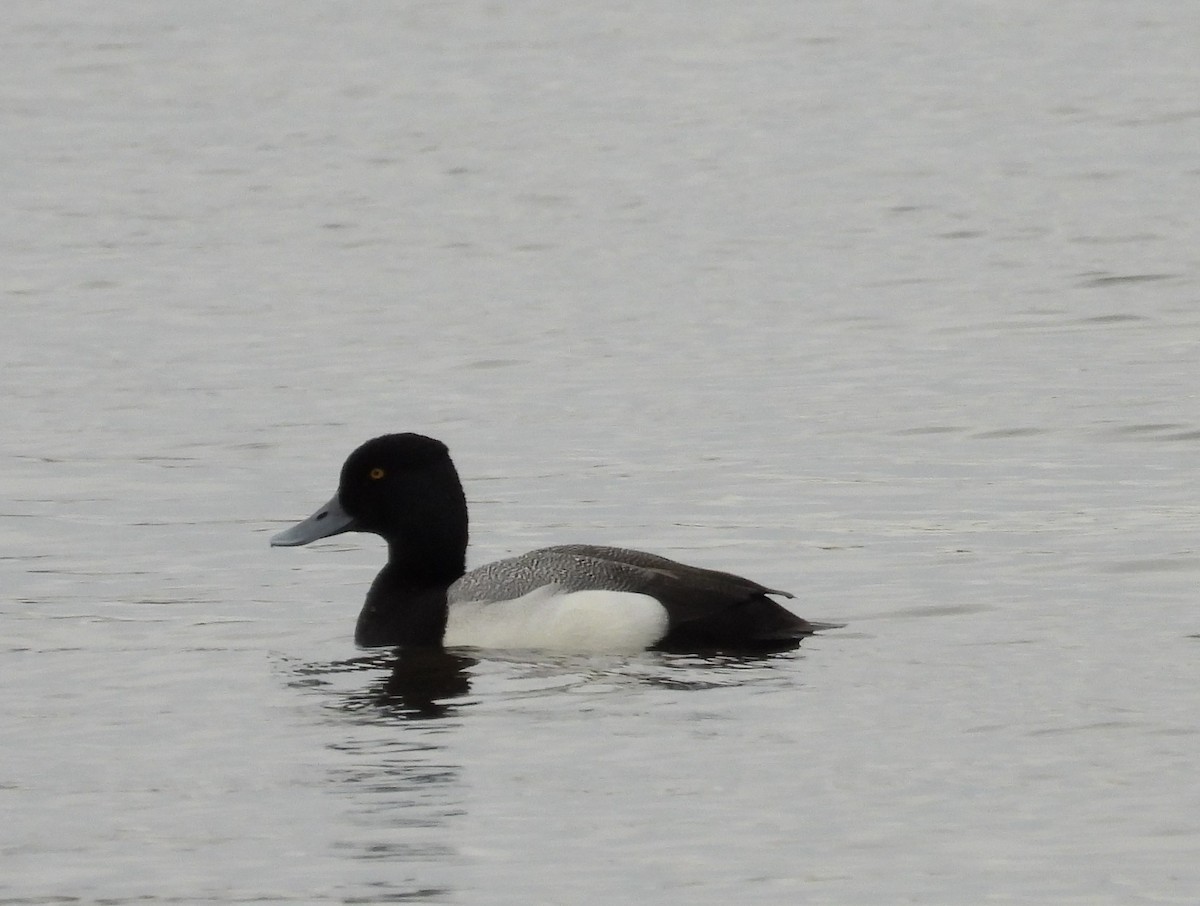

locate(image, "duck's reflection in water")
[[290, 643, 821, 722], [287, 649, 477, 721], [286, 651, 476, 899], [344, 650, 478, 720]]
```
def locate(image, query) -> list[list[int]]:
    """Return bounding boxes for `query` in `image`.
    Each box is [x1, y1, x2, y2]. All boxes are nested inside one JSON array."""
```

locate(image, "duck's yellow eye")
[[369, 467, 386, 480]]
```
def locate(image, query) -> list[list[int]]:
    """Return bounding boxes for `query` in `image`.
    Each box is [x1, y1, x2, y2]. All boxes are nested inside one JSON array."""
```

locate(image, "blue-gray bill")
[[269, 493, 357, 546]]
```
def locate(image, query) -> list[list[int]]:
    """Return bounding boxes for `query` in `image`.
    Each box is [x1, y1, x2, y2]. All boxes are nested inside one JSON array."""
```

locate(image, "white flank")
[[443, 585, 670, 653]]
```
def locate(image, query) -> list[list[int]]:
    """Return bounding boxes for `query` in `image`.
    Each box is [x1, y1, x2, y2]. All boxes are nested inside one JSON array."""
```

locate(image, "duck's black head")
[[336, 434, 457, 533], [271, 433, 469, 581]]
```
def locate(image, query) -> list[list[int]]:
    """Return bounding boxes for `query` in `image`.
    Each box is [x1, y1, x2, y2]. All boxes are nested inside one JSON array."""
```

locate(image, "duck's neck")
[[355, 565, 451, 648], [355, 509, 469, 649], [384, 534, 466, 587]]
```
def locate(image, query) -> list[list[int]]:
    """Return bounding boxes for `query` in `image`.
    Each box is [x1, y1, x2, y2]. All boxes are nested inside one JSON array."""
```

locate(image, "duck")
[[270, 433, 827, 653]]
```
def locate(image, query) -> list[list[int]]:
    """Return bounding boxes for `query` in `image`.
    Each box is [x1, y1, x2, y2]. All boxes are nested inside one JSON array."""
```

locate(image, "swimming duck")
[[271, 433, 825, 652]]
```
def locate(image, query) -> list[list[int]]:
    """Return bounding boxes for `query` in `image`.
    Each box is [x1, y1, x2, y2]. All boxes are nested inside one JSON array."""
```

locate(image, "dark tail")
[[655, 596, 839, 654]]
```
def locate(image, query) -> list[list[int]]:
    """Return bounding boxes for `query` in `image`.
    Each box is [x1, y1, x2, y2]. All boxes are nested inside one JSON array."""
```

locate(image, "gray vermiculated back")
[[447, 547, 654, 603], [446, 544, 792, 603]]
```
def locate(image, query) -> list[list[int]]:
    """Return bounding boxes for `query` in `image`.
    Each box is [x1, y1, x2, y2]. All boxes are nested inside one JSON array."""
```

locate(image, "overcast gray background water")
[[4, 2, 1198, 903]]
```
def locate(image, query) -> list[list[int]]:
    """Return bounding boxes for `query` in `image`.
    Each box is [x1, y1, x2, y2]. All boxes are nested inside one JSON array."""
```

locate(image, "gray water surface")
[[4, 2, 1198, 903]]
